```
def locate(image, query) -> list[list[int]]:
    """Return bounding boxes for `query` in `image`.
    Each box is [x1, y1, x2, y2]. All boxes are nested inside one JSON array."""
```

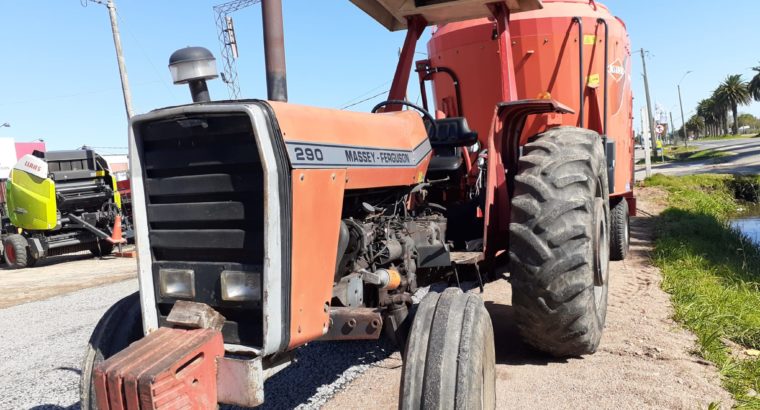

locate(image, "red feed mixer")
[[83, 1, 634, 408], [418, 0, 634, 261]]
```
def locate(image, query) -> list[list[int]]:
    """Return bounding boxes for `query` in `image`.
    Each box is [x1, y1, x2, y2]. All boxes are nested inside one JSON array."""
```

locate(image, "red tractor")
[[82, 0, 634, 408]]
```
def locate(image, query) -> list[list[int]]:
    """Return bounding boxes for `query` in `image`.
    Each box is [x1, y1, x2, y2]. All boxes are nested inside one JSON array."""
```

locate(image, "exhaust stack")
[[262, 0, 288, 102]]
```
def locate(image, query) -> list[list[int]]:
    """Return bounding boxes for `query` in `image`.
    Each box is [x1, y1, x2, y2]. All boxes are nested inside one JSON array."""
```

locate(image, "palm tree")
[[710, 88, 729, 135], [697, 98, 718, 136], [750, 64, 760, 102], [715, 74, 751, 134]]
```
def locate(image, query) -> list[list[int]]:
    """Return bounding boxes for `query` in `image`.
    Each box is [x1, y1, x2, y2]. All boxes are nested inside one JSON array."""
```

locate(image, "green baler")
[[1, 150, 124, 269]]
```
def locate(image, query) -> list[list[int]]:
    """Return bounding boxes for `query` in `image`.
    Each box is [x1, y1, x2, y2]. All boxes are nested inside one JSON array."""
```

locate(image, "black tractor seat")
[[428, 117, 478, 148], [427, 117, 478, 174]]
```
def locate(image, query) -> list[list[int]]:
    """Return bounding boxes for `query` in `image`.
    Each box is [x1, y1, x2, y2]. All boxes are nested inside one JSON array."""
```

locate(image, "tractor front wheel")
[[3, 234, 30, 269], [80, 292, 143, 410], [609, 198, 630, 261], [399, 288, 496, 409], [509, 126, 610, 357]]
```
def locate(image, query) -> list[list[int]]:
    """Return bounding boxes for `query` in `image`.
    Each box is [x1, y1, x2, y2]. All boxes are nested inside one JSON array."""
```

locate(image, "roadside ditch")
[[644, 174, 760, 408]]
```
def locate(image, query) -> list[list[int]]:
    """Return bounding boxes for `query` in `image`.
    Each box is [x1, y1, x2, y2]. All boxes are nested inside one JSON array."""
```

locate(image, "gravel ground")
[[0, 254, 136, 309], [0, 276, 397, 410], [0, 279, 138, 410]]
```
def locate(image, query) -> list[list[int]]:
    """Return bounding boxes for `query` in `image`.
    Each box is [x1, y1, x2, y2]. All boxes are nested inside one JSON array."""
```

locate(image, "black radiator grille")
[[137, 113, 266, 346], [139, 114, 265, 265]]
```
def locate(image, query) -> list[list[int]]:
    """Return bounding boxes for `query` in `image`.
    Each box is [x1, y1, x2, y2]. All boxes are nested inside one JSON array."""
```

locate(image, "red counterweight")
[[93, 327, 224, 410]]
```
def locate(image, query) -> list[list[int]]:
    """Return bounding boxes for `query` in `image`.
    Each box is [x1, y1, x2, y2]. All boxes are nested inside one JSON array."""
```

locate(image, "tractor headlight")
[[221, 270, 261, 302], [159, 268, 195, 299]]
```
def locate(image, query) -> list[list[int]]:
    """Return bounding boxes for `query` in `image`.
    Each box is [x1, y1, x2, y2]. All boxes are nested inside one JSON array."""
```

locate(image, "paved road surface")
[[635, 137, 760, 181]]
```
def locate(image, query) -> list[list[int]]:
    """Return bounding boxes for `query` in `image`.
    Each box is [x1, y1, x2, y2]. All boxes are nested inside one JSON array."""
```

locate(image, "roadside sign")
[[655, 124, 665, 135]]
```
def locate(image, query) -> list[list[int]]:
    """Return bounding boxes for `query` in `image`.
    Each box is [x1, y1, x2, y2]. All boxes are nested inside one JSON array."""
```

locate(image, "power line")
[[340, 90, 389, 110], [80, 0, 134, 120], [0, 81, 162, 106], [337, 81, 391, 108], [113, 9, 177, 100]]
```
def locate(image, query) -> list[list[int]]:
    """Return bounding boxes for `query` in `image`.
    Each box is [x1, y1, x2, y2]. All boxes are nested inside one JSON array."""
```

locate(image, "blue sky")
[[1, 0, 758, 151]]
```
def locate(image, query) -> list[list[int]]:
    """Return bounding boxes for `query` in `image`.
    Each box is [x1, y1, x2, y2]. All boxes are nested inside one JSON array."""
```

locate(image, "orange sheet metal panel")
[[269, 102, 431, 190], [93, 327, 224, 410], [288, 168, 347, 349], [428, 0, 633, 195]]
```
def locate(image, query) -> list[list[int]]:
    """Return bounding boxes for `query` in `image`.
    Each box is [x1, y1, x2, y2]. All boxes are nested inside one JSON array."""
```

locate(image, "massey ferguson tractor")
[[81, 0, 634, 408]]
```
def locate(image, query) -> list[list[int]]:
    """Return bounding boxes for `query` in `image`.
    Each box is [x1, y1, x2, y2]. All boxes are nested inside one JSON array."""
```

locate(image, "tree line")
[[686, 66, 760, 136]]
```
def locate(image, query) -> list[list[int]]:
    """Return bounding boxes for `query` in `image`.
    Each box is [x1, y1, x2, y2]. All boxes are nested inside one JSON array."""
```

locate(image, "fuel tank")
[[427, 0, 634, 195]]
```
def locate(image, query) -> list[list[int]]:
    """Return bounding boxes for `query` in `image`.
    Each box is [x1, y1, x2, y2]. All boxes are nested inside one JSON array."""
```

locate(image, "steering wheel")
[[371, 100, 437, 141]]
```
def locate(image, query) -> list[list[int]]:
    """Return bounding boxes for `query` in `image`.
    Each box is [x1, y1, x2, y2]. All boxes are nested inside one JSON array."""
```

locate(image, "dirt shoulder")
[[0, 254, 136, 308], [325, 187, 733, 409]]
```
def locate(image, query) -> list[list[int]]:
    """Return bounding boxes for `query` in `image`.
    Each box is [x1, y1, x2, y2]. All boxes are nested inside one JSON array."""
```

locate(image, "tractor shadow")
[[484, 301, 568, 367], [231, 338, 395, 410]]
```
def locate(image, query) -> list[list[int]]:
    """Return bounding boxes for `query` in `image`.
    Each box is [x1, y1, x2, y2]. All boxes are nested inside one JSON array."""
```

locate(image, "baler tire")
[[80, 292, 143, 410], [90, 241, 114, 257], [509, 126, 610, 357], [399, 288, 496, 410], [609, 198, 630, 261], [3, 234, 29, 269], [26, 253, 39, 268]]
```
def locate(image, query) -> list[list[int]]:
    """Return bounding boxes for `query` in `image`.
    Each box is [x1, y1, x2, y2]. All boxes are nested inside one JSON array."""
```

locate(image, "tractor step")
[[450, 252, 486, 292], [93, 327, 224, 410], [450, 251, 484, 266]]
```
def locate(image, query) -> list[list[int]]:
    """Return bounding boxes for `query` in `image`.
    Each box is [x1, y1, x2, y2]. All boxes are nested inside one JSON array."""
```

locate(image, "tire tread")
[[509, 126, 609, 357]]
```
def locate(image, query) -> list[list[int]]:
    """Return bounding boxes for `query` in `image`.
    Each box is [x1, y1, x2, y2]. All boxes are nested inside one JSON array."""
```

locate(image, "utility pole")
[[639, 48, 654, 178], [678, 84, 688, 149], [676, 71, 692, 148], [669, 112, 675, 145], [103, 0, 134, 120]]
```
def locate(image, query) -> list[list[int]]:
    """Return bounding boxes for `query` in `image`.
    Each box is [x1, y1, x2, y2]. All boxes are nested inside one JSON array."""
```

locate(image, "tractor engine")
[[332, 193, 449, 309]]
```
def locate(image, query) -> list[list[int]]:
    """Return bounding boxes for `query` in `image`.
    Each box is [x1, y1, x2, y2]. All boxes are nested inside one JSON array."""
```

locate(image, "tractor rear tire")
[[609, 198, 630, 261], [3, 234, 30, 269], [509, 126, 610, 357], [399, 288, 495, 410], [80, 292, 143, 410]]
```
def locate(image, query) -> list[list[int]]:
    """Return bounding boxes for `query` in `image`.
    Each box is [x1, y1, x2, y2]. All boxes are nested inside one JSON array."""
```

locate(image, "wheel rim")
[[4, 243, 15, 264], [593, 198, 610, 309]]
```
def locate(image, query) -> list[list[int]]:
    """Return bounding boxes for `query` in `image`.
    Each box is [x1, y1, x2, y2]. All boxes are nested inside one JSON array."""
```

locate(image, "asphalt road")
[[635, 137, 760, 181]]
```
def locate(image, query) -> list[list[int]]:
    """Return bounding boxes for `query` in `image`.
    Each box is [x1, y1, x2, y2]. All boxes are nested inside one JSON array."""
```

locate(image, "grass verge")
[[686, 148, 732, 162], [644, 174, 760, 408]]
